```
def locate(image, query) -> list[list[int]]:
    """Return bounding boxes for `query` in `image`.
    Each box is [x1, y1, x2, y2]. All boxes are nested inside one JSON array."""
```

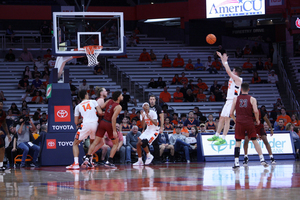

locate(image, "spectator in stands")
[[162, 54, 172, 67], [18, 75, 29, 90], [35, 56, 45, 69], [40, 21, 50, 35], [268, 70, 278, 84], [185, 59, 194, 71], [159, 87, 171, 103], [6, 25, 15, 43], [180, 114, 188, 124], [5, 49, 15, 62], [69, 80, 77, 96], [252, 42, 262, 55], [211, 57, 222, 72], [187, 79, 194, 91], [180, 83, 188, 99], [39, 113, 47, 125], [209, 92, 216, 102], [125, 126, 141, 163], [5, 125, 18, 168], [206, 114, 217, 131], [193, 106, 203, 118], [274, 119, 285, 131], [134, 27, 140, 35], [185, 89, 194, 102], [192, 85, 199, 97], [150, 49, 157, 61], [251, 71, 262, 84], [22, 66, 32, 79], [197, 78, 208, 91], [120, 88, 130, 111], [155, 77, 166, 88], [291, 114, 300, 128], [9, 103, 20, 116], [205, 56, 216, 74], [172, 120, 189, 134], [264, 57, 273, 71], [32, 66, 41, 78], [129, 108, 137, 122], [148, 78, 157, 88], [276, 107, 291, 126], [220, 81, 228, 95], [179, 72, 188, 85], [260, 105, 269, 118], [87, 85, 96, 99], [79, 79, 89, 91], [256, 57, 264, 70], [42, 67, 50, 79], [43, 49, 52, 63], [127, 35, 137, 47], [32, 77, 42, 90], [171, 74, 180, 85], [270, 104, 278, 124], [172, 113, 179, 126], [19, 48, 34, 62], [21, 89, 32, 103], [199, 123, 208, 133], [132, 33, 139, 44], [173, 87, 184, 102], [243, 44, 251, 55], [139, 48, 151, 61], [275, 98, 283, 110], [120, 117, 131, 132], [158, 131, 174, 162], [31, 91, 43, 104], [235, 48, 243, 58], [264, 122, 270, 132], [196, 89, 206, 102], [286, 123, 300, 158], [173, 53, 184, 67], [242, 58, 254, 73], [210, 80, 221, 94], [94, 63, 103, 75], [48, 56, 56, 68], [194, 58, 205, 71], [214, 45, 226, 59], [164, 118, 174, 131]]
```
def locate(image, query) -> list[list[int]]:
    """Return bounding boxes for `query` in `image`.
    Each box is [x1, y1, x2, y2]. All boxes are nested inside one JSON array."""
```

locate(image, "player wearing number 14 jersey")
[[66, 90, 101, 170]]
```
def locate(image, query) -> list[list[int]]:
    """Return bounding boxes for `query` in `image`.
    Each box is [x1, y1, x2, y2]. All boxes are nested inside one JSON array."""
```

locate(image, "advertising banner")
[[269, 0, 283, 6]]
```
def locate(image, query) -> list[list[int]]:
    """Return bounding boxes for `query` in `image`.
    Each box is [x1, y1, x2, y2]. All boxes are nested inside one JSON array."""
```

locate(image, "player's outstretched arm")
[[216, 52, 242, 85], [230, 97, 237, 123], [96, 106, 103, 116], [251, 97, 260, 125]]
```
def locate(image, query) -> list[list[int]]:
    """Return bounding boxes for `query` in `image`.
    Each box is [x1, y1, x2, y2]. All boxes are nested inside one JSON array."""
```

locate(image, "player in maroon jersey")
[[0, 101, 11, 171], [230, 83, 268, 169], [83, 91, 123, 168]]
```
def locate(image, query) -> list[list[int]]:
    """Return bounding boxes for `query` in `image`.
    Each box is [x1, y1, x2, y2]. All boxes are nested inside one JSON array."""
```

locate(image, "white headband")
[[142, 102, 149, 107]]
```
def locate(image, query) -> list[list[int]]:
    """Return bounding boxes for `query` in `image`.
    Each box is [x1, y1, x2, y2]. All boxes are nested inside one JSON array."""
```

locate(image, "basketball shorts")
[[75, 121, 98, 141], [235, 122, 256, 140], [139, 128, 159, 145], [220, 100, 233, 117], [96, 120, 114, 139], [255, 124, 266, 136]]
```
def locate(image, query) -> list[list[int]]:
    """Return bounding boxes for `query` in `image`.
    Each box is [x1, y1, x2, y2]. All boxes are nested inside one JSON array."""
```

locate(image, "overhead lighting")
[[144, 17, 180, 23], [150, 2, 154, 4]]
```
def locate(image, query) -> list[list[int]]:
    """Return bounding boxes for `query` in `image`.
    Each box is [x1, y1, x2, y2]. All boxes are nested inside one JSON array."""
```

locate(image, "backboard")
[[52, 12, 125, 56]]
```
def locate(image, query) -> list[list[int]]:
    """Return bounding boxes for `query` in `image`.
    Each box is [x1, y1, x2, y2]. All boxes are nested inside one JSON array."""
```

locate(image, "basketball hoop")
[[83, 45, 103, 67]]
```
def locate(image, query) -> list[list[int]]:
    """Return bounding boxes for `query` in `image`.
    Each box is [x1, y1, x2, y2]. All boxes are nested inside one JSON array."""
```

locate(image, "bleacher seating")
[[289, 57, 300, 89]]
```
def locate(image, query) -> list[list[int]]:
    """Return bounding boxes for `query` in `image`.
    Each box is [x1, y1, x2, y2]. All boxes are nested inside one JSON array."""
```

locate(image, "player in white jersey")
[[133, 103, 159, 166], [66, 90, 102, 170], [208, 52, 243, 145]]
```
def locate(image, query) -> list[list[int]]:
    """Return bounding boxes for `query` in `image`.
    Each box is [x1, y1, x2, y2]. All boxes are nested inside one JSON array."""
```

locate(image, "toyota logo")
[[48, 141, 55, 147], [57, 110, 68, 118]]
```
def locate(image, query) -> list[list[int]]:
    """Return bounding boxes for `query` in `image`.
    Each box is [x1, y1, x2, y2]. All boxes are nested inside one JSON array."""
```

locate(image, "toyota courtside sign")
[[54, 106, 71, 122], [47, 139, 56, 149], [206, 0, 265, 19], [296, 18, 300, 29]]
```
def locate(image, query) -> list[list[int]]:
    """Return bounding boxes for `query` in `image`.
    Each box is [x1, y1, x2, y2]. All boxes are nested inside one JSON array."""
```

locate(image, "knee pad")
[[250, 137, 257, 140], [141, 139, 148, 148]]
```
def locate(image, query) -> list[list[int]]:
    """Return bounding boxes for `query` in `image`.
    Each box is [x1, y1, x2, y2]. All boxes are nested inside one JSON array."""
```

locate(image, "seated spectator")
[[5, 49, 15, 62], [134, 27, 140, 34], [31, 91, 44, 104], [173, 53, 184, 67], [10, 103, 20, 116], [32, 77, 42, 90], [48, 56, 56, 68], [235, 48, 243, 58], [139, 48, 151, 61], [264, 122, 270, 132], [192, 85, 199, 97], [127, 35, 137, 47], [178, 72, 188, 85], [171, 74, 180, 85], [209, 92, 216, 102], [150, 49, 157, 61], [5, 125, 19, 168], [206, 56, 217, 74], [256, 57, 264, 70], [276, 108, 291, 126], [194, 58, 205, 71], [173, 87, 184, 102], [43, 49, 52, 63], [129, 108, 137, 122], [158, 131, 174, 162], [275, 98, 283, 110], [196, 89, 206, 102], [172, 120, 189, 135], [35, 56, 45, 69], [6, 25, 15, 43], [197, 78, 208, 91], [274, 119, 285, 131], [205, 114, 217, 131], [39, 113, 47, 125], [185, 89, 194, 102], [159, 87, 171, 103], [42, 75, 49, 89], [185, 59, 194, 71], [94, 63, 104, 75], [162, 54, 172, 67], [18, 75, 29, 89], [291, 114, 300, 128], [0, 91, 5, 101], [210, 80, 221, 94], [21, 89, 32, 103], [32, 66, 41, 78], [164, 118, 174, 131], [264, 58, 273, 71], [79, 79, 89, 91], [268, 70, 278, 84], [171, 113, 179, 126], [19, 48, 34, 62], [69, 80, 77, 96], [212, 57, 222, 71], [251, 71, 261, 84], [260, 105, 269, 118], [184, 111, 200, 130], [120, 117, 131, 132], [132, 32, 139, 44], [180, 83, 188, 98], [243, 44, 251, 55], [125, 126, 141, 163], [220, 81, 228, 95], [87, 85, 96, 99], [155, 77, 166, 88], [286, 123, 300, 158], [242, 58, 254, 73], [23, 66, 32, 79], [180, 114, 187, 124], [170, 126, 194, 163], [187, 79, 194, 91], [193, 107, 203, 118], [199, 123, 208, 133], [270, 104, 278, 124], [148, 78, 157, 88]]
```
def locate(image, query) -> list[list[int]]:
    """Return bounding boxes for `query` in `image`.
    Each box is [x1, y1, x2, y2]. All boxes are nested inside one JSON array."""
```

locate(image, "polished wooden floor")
[[0, 161, 300, 199]]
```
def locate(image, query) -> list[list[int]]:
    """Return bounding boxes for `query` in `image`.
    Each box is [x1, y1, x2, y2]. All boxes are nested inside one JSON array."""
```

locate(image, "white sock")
[[269, 155, 273, 159], [259, 154, 264, 162], [215, 132, 220, 136], [147, 153, 151, 158], [0, 162, 3, 167], [235, 158, 239, 166], [244, 155, 248, 158], [222, 135, 226, 140], [138, 157, 143, 163], [74, 157, 78, 164]]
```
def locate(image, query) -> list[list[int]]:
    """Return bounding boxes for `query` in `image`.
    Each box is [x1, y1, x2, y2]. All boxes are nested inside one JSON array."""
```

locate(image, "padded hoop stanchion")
[[83, 45, 103, 67]]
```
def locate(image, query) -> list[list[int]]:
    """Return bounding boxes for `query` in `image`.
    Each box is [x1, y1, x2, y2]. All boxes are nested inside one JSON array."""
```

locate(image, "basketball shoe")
[[207, 135, 219, 141], [66, 163, 80, 170], [214, 138, 226, 145]]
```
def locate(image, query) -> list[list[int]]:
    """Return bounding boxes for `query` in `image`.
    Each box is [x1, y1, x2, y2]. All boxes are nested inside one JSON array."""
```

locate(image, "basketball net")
[[83, 45, 103, 67]]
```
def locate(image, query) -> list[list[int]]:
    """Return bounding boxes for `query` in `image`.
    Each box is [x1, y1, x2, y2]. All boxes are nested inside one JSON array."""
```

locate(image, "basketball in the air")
[[206, 34, 216, 45]]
